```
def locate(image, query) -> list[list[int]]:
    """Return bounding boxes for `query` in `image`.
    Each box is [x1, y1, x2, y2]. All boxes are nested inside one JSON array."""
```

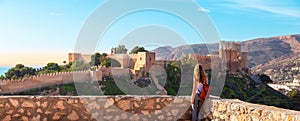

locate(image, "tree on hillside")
[[180, 55, 197, 66], [112, 45, 128, 54], [5, 64, 36, 79], [38, 62, 61, 74], [129, 46, 148, 54], [66, 62, 73, 69], [100, 53, 109, 64], [60, 61, 71, 72], [90, 52, 101, 67], [45, 63, 61, 71], [287, 89, 300, 98], [287, 89, 300, 110], [259, 74, 273, 83], [101, 53, 108, 58], [71, 60, 91, 71], [16, 64, 24, 69], [164, 63, 181, 95], [0, 75, 5, 80], [101, 58, 121, 67]]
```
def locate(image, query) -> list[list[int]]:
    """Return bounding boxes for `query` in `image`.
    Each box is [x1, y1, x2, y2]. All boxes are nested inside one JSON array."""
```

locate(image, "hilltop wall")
[[0, 70, 102, 94], [0, 96, 299, 121], [0, 66, 161, 94]]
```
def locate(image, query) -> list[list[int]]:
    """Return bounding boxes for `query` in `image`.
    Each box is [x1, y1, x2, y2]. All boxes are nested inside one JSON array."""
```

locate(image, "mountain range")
[[152, 34, 300, 73]]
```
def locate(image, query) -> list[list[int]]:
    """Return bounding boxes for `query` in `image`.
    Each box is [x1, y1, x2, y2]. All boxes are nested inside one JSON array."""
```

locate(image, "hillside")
[[244, 35, 300, 81], [220, 73, 295, 110], [241, 34, 300, 67], [152, 34, 300, 68], [251, 54, 300, 81]]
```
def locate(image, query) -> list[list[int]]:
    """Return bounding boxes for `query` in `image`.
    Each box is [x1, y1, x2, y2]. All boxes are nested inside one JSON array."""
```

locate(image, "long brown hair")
[[193, 64, 206, 83]]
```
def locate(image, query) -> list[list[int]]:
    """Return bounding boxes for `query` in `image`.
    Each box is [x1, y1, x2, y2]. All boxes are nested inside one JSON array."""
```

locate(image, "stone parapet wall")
[[211, 98, 300, 121], [0, 96, 299, 121]]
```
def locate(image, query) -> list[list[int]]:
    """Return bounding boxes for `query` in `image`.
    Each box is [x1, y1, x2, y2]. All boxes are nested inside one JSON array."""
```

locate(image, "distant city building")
[[291, 67, 300, 71], [294, 76, 300, 83]]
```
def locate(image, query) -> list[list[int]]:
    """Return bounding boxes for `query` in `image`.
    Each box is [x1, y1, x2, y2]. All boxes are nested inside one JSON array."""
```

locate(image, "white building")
[[293, 77, 300, 83], [291, 67, 300, 71]]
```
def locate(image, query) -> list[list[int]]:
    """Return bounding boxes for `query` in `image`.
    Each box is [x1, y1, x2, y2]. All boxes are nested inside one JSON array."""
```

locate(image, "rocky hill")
[[152, 43, 219, 60], [251, 55, 300, 82], [220, 73, 295, 110], [241, 34, 300, 67], [152, 34, 300, 68], [244, 34, 300, 82]]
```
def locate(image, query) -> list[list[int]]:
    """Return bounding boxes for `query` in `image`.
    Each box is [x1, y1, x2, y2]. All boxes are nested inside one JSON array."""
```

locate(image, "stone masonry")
[[0, 70, 102, 94], [0, 96, 299, 121]]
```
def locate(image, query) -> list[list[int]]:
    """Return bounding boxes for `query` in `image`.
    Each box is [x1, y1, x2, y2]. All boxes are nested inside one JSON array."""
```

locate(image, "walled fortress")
[[179, 41, 249, 74], [69, 41, 248, 79], [0, 65, 169, 95], [1, 42, 300, 120], [0, 70, 102, 94], [0, 96, 299, 120]]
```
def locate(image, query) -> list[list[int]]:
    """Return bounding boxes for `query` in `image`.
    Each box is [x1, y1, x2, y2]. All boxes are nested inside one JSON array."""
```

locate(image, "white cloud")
[[198, 7, 210, 12], [222, 0, 300, 18], [248, 4, 300, 18]]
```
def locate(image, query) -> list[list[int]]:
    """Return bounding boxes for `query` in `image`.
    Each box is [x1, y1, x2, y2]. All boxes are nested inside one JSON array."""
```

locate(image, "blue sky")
[[200, 0, 300, 40], [0, 0, 299, 66]]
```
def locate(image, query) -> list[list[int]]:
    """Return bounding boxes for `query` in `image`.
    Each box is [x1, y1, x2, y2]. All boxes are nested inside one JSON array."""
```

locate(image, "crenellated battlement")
[[0, 70, 91, 83], [0, 70, 102, 94]]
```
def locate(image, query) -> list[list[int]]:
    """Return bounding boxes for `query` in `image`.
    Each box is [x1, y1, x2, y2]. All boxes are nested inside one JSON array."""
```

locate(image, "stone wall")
[[211, 98, 300, 121], [0, 70, 102, 94], [0, 96, 299, 121]]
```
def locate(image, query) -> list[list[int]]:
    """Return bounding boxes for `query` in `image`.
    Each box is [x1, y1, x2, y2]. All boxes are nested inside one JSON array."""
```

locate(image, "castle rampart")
[[0, 70, 102, 94]]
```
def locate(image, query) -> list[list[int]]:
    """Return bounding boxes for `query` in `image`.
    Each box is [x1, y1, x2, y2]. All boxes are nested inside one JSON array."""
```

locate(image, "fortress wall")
[[229, 61, 241, 72], [111, 68, 130, 77], [155, 60, 178, 69], [220, 41, 241, 51], [0, 70, 103, 94], [224, 49, 239, 62], [90, 70, 102, 81], [196, 55, 218, 70], [0, 80, 11, 85], [198, 59, 212, 70], [189, 54, 222, 70], [100, 67, 112, 77], [0, 96, 299, 120], [241, 52, 248, 68], [111, 54, 134, 68]]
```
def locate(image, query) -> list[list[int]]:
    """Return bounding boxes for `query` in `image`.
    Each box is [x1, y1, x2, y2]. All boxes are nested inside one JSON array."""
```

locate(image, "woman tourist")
[[191, 64, 210, 121]]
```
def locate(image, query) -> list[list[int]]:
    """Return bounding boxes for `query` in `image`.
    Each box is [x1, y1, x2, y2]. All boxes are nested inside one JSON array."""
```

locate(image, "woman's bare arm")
[[191, 78, 197, 104]]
